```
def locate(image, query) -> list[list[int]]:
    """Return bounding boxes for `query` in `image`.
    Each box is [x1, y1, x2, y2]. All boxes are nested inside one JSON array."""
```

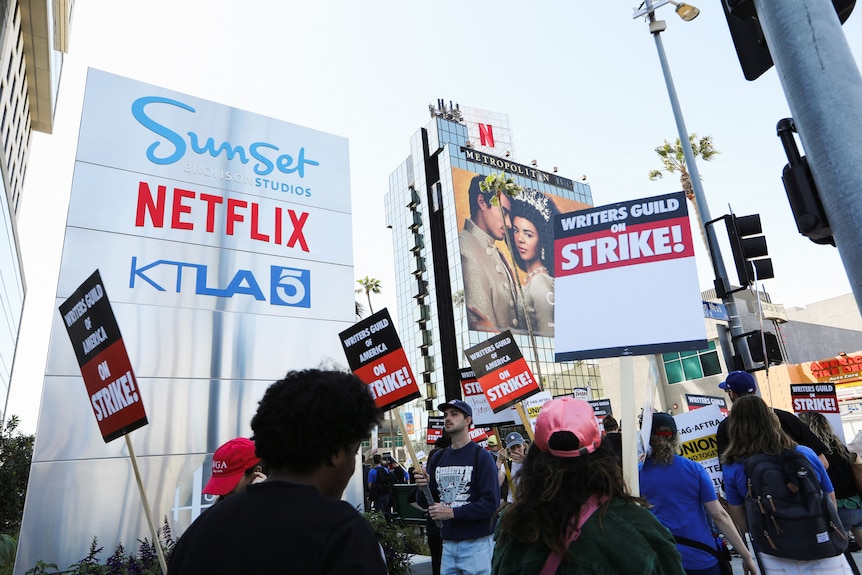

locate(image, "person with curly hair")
[[169, 369, 386, 574], [508, 188, 560, 337], [491, 397, 685, 574], [798, 411, 862, 545], [722, 395, 850, 574], [640, 412, 758, 575]]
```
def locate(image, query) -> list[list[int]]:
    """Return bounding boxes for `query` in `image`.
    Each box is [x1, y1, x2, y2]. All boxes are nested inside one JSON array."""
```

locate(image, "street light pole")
[[637, 0, 754, 370]]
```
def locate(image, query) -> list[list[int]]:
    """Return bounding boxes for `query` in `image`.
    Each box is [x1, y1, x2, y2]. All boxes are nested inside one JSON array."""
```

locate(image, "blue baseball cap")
[[719, 370, 757, 395], [438, 399, 472, 418]]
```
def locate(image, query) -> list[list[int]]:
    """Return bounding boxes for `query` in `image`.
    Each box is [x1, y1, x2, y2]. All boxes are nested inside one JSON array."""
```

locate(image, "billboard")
[[18, 69, 355, 572], [554, 192, 707, 360], [451, 164, 590, 338]]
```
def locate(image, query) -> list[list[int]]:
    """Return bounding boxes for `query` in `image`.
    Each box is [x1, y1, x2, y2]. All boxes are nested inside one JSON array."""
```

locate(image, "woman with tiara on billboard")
[[509, 189, 560, 338]]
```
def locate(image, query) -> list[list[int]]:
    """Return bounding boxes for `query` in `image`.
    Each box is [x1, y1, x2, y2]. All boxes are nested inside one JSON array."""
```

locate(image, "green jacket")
[[491, 497, 685, 575]]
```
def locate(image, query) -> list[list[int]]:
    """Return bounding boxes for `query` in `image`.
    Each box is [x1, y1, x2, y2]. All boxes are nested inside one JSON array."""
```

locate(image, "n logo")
[[478, 123, 495, 147]]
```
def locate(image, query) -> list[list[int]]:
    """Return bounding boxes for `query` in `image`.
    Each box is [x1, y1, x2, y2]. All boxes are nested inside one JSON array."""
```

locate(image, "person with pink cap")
[[203, 437, 267, 501], [491, 397, 685, 575]]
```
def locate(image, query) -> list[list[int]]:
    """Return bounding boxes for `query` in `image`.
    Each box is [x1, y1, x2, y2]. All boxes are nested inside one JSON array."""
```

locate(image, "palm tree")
[[355, 276, 382, 314], [355, 300, 366, 320], [648, 133, 719, 252]]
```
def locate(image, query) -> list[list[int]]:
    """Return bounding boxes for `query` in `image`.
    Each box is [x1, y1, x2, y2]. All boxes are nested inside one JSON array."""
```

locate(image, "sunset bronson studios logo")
[[131, 96, 319, 197]]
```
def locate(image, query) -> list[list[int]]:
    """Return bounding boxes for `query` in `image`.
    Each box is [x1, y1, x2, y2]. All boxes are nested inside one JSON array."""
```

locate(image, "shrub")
[[361, 511, 429, 575], [25, 519, 174, 575]]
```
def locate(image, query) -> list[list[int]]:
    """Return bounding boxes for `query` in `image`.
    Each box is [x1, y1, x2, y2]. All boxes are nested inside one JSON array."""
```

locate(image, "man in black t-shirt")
[[169, 370, 387, 575], [716, 370, 829, 469]]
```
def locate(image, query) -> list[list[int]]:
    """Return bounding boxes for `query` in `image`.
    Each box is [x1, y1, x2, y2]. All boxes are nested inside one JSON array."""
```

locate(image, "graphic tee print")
[[436, 465, 474, 508]]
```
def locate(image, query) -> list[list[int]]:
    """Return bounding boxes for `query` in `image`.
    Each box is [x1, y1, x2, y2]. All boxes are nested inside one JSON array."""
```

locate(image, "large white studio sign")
[[16, 69, 355, 573]]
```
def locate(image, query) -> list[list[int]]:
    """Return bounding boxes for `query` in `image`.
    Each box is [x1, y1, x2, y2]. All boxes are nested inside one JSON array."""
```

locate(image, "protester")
[[410, 435, 453, 575], [486, 435, 501, 454], [716, 371, 829, 469], [168, 369, 386, 574], [722, 395, 850, 574], [491, 397, 685, 574], [203, 437, 267, 502], [498, 431, 526, 504], [640, 412, 758, 575], [799, 411, 862, 544], [368, 454, 394, 517], [602, 415, 622, 463], [416, 399, 500, 575]]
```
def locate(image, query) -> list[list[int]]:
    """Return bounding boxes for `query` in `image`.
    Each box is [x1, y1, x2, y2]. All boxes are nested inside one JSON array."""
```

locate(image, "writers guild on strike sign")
[[59, 270, 149, 442], [339, 308, 421, 411], [464, 331, 540, 413]]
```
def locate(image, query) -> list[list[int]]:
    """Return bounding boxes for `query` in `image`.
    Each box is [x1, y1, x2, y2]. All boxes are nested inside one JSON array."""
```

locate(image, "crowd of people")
[[166, 368, 862, 575]]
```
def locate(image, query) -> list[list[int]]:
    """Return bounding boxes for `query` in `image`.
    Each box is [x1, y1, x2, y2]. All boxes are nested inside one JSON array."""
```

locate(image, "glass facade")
[[662, 340, 722, 384], [0, 0, 71, 420], [385, 107, 605, 415]]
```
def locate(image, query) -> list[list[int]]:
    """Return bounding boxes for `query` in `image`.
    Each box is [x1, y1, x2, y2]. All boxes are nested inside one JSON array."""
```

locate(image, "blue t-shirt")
[[723, 445, 834, 506], [640, 454, 718, 570]]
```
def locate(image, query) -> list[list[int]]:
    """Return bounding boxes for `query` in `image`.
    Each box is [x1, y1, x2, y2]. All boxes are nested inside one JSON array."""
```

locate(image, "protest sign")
[[460, 368, 515, 425], [465, 331, 540, 413], [59, 270, 148, 443], [426, 416, 445, 445], [675, 404, 724, 495], [340, 308, 421, 410], [791, 383, 844, 441], [685, 394, 729, 416], [790, 383, 839, 413], [468, 426, 489, 443], [522, 391, 553, 432], [554, 192, 707, 360], [588, 398, 613, 422]]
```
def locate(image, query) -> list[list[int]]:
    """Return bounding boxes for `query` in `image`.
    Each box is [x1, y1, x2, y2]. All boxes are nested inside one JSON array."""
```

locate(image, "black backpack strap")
[[673, 535, 720, 558]]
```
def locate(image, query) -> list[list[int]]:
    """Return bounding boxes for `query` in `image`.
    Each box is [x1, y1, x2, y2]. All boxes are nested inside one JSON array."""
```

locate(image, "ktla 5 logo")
[[129, 257, 310, 307]]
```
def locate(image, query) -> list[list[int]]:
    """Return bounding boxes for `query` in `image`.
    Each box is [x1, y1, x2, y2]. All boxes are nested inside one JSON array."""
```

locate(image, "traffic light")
[[721, 0, 856, 81], [725, 214, 774, 286], [777, 118, 835, 246], [747, 330, 783, 365]]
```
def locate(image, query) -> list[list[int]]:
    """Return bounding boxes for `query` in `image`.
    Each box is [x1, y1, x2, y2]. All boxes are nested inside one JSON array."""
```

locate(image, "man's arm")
[[775, 409, 830, 468]]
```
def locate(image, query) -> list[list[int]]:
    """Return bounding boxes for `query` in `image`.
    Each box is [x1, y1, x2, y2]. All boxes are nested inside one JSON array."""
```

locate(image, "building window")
[[663, 340, 722, 383]]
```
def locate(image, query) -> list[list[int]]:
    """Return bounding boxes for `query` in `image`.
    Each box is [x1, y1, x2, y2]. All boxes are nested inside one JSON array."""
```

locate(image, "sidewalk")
[[410, 551, 862, 574]]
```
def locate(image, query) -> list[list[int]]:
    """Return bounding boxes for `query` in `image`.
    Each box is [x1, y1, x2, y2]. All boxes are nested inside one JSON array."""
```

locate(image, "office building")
[[0, 0, 73, 420], [385, 101, 605, 414]]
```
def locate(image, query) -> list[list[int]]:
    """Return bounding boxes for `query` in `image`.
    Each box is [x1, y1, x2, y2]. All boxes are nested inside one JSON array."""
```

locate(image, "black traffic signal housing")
[[777, 118, 835, 246], [725, 213, 774, 287], [746, 330, 783, 365], [722, 0, 856, 81]]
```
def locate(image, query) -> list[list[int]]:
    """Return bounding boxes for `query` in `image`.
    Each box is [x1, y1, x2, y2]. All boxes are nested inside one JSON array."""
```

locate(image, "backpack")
[[743, 449, 847, 560], [369, 466, 393, 499]]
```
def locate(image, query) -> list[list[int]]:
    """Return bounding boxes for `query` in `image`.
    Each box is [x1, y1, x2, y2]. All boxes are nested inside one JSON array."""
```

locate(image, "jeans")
[[441, 535, 493, 575], [839, 506, 862, 531]]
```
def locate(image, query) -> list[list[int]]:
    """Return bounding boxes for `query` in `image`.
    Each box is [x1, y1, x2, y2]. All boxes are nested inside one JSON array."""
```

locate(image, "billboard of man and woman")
[[452, 167, 590, 338]]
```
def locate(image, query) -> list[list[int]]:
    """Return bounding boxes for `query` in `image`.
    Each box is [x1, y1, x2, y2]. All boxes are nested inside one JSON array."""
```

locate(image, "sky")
[[7, 1, 862, 433]]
